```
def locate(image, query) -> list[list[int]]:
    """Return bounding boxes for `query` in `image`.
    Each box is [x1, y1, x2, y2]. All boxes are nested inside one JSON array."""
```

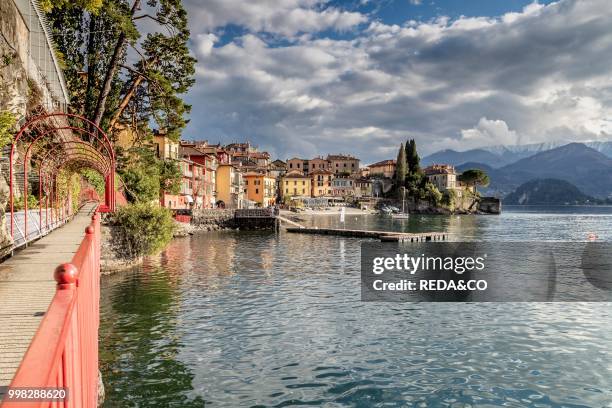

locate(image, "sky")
[[180, 0, 612, 164]]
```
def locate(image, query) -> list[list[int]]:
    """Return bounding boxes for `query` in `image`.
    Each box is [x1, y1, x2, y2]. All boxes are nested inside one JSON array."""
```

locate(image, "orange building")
[[243, 172, 276, 207], [310, 169, 333, 197]]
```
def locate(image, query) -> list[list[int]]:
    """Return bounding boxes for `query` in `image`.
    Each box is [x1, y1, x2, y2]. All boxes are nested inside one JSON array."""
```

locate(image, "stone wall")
[[191, 208, 235, 230], [100, 224, 143, 273], [478, 197, 502, 214]]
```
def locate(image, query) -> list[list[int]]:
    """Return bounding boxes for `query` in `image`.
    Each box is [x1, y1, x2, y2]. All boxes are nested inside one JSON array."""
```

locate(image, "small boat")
[[379, 206, 393, 215], [391, 187, 409, 219]]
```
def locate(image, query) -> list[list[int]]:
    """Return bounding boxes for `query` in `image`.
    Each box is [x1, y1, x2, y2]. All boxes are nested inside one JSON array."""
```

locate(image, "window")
[[245, 180, 249, 185], [302, 189, 305, 194], [285, 188, 289, 193], [302, 181, 305, 185], [290, 163, 293, 168], [255, 188, 259, 194]]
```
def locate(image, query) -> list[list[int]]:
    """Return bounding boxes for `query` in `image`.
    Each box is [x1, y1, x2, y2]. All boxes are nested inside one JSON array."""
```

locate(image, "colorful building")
[[281, 170, 312, 200], [216, 164, 244, 209], [287, 157, 307, 173], [310, 169, 333, 197], [368, 159, 396, 178], [424, 164, 457, 192], [332, 176, 355, 198], [308, 157, 330, 174], [327, 154, 360, 175], [243, 172, 276, 207]]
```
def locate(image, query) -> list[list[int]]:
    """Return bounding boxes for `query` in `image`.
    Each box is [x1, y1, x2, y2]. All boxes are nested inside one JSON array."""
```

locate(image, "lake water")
[[99, 207, 612, 407]]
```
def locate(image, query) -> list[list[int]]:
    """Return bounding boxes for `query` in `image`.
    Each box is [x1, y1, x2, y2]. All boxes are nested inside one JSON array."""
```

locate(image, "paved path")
[[0, 203, 97, 386]]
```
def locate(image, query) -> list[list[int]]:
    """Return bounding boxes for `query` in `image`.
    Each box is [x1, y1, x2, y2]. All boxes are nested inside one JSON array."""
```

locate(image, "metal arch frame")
[[9, 112, 116, 242]]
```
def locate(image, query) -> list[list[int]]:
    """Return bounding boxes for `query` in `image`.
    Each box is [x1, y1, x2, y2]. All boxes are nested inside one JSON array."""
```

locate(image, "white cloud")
[[184, 0, 612, 161], [183, 0, 367, 37]]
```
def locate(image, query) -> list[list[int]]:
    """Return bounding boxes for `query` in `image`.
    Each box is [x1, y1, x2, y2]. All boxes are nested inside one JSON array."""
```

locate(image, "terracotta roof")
[[283, 170, 309, 178], [310, 169, 334, 175], [327, 154, 358, 161], [368, 159, 396, 167], [424, 164, 456, 175]]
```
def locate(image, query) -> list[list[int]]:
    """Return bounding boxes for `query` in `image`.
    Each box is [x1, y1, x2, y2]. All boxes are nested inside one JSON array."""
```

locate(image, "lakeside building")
[[308, 157, 331, 174], [154, 132, 180, 159], [332, 176, 355, 199], [423, 164, 457, 192], [311, 169, 334, 197], [287, 157, 308, 173], [368, 159, 396, 178], [180, 145, 218, 208], [327, 154, 360, 175], [243, 172, 276, 207], [268, 160, 288, 200], [353, 177, 373, 198], [281, 170, 312, 200], [216, 164, 245, 209]]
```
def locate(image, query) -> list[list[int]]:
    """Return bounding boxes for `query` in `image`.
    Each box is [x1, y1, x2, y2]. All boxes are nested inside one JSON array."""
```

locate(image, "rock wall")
[[478, 197, 502, 214], [191, 208, 235, 230], [99, 224, 143, 273]]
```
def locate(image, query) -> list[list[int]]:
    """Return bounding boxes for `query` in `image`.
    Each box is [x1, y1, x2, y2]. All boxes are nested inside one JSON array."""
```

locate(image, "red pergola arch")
[[9, 112, 116, 241]]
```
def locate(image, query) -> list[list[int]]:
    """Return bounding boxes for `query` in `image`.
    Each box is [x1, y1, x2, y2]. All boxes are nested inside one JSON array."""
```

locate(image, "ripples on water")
[[100, 208, 612, 407]]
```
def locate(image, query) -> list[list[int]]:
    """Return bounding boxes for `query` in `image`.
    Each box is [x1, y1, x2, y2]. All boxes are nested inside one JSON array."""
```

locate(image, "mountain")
[[422, 149, 511, 168], [423, 141, 612, 169], [486, 143, 612, 198], [504, 179, 594, 205]]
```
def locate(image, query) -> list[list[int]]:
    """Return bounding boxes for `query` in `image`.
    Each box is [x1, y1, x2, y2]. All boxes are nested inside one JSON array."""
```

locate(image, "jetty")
[[285, 227, 446, 242]]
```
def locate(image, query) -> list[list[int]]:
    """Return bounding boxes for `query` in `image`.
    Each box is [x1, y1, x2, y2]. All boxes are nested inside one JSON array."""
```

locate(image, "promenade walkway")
[[0, 203, 97, 387]]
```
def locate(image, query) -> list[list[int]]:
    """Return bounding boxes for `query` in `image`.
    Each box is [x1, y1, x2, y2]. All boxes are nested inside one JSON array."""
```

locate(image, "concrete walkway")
[[0, 203, 97, 386]]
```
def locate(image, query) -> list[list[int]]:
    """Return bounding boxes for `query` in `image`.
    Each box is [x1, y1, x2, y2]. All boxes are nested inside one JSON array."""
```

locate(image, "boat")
[[379, 206, 393, 215], [391, 187, 410, 219]]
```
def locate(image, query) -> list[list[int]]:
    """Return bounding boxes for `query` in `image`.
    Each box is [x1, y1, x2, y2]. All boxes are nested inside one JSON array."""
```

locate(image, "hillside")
[[496, 143, 612, 198], [504, 179, 593, 205], [423, 140, 612, 169], [422, 149, 509, 168]]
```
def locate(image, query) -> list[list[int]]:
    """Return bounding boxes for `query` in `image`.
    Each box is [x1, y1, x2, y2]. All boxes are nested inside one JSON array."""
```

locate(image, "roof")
[[310, 169, 334, 175], [368, 159, 396, 167], [283, 170, 310, 178], [424, 164, 456, 175], [327, 154, 358, 161]]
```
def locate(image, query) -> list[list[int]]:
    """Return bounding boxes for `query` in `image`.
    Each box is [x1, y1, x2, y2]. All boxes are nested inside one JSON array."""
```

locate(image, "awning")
[[185, 195, 194, 203]]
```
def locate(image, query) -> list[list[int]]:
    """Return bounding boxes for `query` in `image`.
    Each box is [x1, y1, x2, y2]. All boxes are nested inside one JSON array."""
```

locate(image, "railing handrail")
[[1, 211, 101, 408]]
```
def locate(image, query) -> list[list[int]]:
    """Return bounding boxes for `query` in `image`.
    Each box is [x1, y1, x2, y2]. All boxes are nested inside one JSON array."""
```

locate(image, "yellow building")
[[244, 172, 276, 207], [368, 159, 396, 178], [216, 164, 244, 209], [282, 170, 312, 199], [154, 133, 179, 159], [310, 169, 333, 197]]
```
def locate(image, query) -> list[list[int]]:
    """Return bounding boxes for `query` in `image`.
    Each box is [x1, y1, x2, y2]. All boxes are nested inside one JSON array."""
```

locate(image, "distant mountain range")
[[504, 179, 594, 205], [423, 141, 612, 168], [454, 143, 612, 198]]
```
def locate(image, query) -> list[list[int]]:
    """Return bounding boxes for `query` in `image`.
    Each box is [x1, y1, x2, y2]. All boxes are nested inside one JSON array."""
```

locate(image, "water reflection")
[[99, 209, 612, 407]]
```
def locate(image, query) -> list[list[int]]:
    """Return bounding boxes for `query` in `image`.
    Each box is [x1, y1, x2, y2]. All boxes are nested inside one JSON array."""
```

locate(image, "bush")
[[441, 190, 457, 209], [109, 203, 176, 257], [10, 194, 39, 211]]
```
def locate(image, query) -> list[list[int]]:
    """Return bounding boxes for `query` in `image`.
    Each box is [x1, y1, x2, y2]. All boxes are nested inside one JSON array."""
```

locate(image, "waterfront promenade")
[[0, 203, 97, 387]]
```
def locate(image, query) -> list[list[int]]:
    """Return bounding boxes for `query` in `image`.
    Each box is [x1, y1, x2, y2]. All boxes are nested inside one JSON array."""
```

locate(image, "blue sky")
[[181, 0, 612, 163]]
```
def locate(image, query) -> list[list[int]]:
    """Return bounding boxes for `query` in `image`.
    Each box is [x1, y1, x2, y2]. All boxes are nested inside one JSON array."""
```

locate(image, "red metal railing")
[[1, 212, 101, 408]]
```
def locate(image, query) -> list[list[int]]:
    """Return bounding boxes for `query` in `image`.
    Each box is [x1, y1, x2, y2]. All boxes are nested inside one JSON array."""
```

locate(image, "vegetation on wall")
[[81, 168, 105, 197], [109, 202, 175, 257], [0, 111, 16, 150]]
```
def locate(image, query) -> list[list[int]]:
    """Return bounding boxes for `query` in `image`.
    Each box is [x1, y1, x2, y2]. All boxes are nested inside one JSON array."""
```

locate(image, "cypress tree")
[[407, 139, 421, 175], [396, 143, 407, 188]]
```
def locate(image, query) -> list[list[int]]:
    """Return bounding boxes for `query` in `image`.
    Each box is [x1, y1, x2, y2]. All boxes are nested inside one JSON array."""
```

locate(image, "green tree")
[[458, 169, 490, 188], [424, 182, 442, 206], [46, 0, 196, 141], [395, 143, 407, 190], [406, 139, 421, 175], [158, 159, 182, 195], [0, 111, 16, 150]]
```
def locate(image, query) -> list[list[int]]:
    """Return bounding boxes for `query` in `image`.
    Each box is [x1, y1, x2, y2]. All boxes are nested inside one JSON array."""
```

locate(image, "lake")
[[99, 207, 612, 407]]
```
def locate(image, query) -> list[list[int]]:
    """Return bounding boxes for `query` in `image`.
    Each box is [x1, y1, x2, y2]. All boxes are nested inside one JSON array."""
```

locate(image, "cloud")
[[182, 0, 367, 37], [184, 0, 612, 162]]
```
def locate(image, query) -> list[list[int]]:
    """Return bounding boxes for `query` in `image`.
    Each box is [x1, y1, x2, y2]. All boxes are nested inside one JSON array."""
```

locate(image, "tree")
[[406, 139, 421, 175], [46, 0, 196, 141], [458, 169, 490, 188], [395, 143, 407, 188]]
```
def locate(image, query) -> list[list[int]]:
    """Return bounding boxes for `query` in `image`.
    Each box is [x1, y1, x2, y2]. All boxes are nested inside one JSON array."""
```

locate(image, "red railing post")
[[2, 210, 101, 408]]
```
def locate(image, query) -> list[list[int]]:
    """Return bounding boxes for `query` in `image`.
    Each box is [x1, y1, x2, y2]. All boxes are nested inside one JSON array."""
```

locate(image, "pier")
[[285, 227, 446, 242]]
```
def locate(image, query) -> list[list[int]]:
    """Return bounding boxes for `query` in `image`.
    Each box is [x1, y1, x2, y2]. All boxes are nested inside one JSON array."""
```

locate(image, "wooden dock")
[[285, 227, 446, 242]]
